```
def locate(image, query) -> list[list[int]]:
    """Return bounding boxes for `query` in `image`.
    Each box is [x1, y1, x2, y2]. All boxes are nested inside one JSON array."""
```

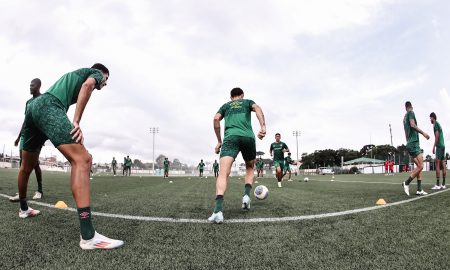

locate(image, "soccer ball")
[[304, 177, 309, 182], [254, 185, 269, 200], [169, 181, 173, 183]]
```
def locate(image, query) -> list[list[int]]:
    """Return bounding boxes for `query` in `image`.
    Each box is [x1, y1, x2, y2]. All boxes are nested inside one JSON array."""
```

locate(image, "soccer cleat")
[[19, 207, 41, 218], [242, 195, 251, 210], [207, 211, 224, 224], [32, 191, 42, 199], [79, 231, 124, 250], [277, 182, 282, 188], [416, 190, 428, 196], [441, 185, 446, 189], [9, 193, 20, 202], [431, 185, 441, 190], [288, 179, 293, 182], [402, 182, 410, 196]]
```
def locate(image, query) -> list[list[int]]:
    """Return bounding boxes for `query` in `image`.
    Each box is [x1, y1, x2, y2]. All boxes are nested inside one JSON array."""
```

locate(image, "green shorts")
[[220, 135, 256, 161], [273, 160, 284, 171], [164, 168, 169, 173], [436, 146, 445, 161], [22, 94, 77, 152], [284, 165, 291, 173], [406, 142, 422, 158]]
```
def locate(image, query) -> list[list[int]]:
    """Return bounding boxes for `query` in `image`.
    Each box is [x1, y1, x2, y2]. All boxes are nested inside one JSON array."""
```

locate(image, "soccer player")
[[256, 158, 264, 178], [10, 78, 45, 202], [430, 112, 446, 190], [16, 64, 123, 249], [208, 87, 266, 223], [283, 152, 294, 181], [384, 160, 389, 176], [389, 160, 394, 175], [270, 133, 289, 188], [401, 101, 430, 196], [122, 156, 127, 176], [125, 155, 132, 176], [163, 157, 170, 178], [213, 160, 219, 178], [111, 157, 117, 176], [197, 159, 205, 177]]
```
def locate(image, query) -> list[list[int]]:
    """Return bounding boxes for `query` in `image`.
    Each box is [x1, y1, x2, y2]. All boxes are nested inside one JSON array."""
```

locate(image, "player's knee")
[[73, 153, 92, 170]]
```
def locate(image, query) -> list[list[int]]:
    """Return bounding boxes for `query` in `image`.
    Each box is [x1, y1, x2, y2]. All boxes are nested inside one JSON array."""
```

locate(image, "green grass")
[[1, 168, 449, 269]]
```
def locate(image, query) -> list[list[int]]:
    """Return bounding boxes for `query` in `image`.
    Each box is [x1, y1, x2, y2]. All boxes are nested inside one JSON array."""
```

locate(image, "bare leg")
[[216, 157, 234, 196], [244, 160, 255, 185], [18, 151, 40, 204], [57, 144, 92, 208]]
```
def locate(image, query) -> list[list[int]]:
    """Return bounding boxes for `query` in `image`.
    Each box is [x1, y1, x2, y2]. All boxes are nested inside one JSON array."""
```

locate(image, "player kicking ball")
[[208, 88, 266, 224], [16, 64, 123, 249]]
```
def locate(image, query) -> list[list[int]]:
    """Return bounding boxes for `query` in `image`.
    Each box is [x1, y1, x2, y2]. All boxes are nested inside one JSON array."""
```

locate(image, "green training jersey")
[[213, 162, 219, 171], [164, 160, 170, 169], [198, 162, 205, 170], [125, 158, 132, 167], [257, 160, 264, 169], [46, 68, 104, 112], [434, 121, 445, 147], [112, 159, 117, 168], [217, 99, 255, 139], [270, 142, 288, 161], [285, 156, 293, 166], [403, 111, 419, 145]]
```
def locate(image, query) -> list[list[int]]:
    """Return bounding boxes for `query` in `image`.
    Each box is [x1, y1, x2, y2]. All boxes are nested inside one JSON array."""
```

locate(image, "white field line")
[[1, 188, 449, 224]]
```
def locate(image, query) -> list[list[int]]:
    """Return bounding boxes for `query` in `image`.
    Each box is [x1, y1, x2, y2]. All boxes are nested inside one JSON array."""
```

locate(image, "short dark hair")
[[31, 78, 41, 86], [275, 133, 281, 136], [91, 63, 109, 75], [430, 112, 437, 120], [405, 101, 412, 108], [230, 87, 244, 97]]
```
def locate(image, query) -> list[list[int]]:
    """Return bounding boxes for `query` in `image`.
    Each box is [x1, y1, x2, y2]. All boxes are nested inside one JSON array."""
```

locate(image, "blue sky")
[[0, 0, 448, 165]]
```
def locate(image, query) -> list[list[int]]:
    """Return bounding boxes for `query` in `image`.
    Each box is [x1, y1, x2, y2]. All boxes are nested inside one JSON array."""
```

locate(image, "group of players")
[[7, 66, 446, 247]]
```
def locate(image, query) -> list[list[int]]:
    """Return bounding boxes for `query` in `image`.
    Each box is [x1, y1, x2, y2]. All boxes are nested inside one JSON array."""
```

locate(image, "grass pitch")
[[0, 168, 449, 270]]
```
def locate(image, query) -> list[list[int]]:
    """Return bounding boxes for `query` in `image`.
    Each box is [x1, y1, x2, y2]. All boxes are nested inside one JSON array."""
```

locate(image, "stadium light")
[[293, 130, 301, 161], [149, 127, 159, 174]]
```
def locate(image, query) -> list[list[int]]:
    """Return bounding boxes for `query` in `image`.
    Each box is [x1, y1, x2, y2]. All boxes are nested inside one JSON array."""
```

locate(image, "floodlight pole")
[[293, 130, 301, 161], [149, 127, 159, 174]]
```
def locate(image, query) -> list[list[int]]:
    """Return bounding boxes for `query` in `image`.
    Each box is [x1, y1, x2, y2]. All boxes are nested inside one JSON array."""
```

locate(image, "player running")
[[283, 152, 294, 181], [10, 78, 45, 202], [430, 112, 446, 190], [15, 64, 123, 249], [401, 101, 430, 196], [270, 133, 289, 188], [208, 87, 266, 223]]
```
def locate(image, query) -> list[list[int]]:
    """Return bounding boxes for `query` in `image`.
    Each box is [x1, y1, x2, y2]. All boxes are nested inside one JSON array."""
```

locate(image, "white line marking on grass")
[[313, 179, 406, 185], [2, 189, 449, 223]]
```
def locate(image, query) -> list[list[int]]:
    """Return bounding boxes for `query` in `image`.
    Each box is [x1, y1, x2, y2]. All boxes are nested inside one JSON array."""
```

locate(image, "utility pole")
[[149, 127, 159, 174], [293, 130, 301, 161]]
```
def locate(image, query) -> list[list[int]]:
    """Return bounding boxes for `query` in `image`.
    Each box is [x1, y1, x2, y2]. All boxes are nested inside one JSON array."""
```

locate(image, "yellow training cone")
[[376, 198, 387, 205], [55, 201, 68, 209]]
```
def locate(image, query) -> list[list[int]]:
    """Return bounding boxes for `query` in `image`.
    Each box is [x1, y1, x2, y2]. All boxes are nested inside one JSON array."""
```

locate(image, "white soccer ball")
[[205, 176, 208, 179], [254, 185, 269, 200], [169, 181, 173, 183], [304, 177, 309, 182]]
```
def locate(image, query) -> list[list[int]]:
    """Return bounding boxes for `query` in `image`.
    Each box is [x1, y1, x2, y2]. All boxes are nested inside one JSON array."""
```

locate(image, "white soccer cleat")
[[431, 185, 441, 190], [277, 182, 282, 188], [32, 191, 42, 199], [288, 179, 293, 182], [207, 211, 224, 224], [415, 190, 428, 196], [402, 182, 410, 196], [441, 185, 446, 189], [19, 207, 41, 218], [242, 195, 251, 210], [79, 231, 124, 250], [9, 193, 20, 202]]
